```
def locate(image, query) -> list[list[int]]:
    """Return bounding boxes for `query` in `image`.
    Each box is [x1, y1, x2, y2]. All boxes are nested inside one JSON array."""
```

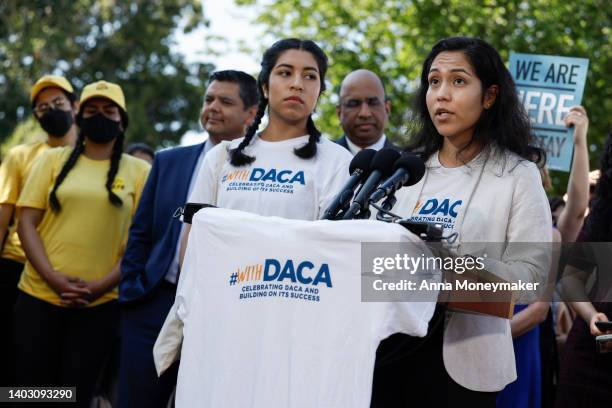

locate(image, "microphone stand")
[[369, 196, 445, 242], [332, 191, 447, 243], [375, 194, 397, 222], [336, 204, 372, 220]]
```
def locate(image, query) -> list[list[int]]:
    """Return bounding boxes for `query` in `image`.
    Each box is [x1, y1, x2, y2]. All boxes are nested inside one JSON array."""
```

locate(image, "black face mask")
[[38, 108, 74, 137], [80, 113, 122, 144]]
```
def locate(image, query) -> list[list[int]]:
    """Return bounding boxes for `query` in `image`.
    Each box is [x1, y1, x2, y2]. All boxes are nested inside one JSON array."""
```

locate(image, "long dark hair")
[[408, 36, 543, 163], [584, 133, 612, 241], [230, 38, 328, 166], [49, 107, 126, 212]]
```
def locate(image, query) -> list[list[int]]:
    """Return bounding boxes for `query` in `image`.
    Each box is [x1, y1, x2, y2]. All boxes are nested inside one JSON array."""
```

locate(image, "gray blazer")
[[392, 146, 552, 391]]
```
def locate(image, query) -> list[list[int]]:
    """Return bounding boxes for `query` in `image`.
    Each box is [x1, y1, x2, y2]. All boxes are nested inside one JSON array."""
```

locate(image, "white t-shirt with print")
[[189, 135, 353, 220], [174, 208, 439, 408], [405, 151, 486, 237]]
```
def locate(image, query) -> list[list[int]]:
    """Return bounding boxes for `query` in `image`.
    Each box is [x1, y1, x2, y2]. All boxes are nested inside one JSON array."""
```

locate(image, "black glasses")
[[33, 96, 69, 115], [341, 97, 384, 109]]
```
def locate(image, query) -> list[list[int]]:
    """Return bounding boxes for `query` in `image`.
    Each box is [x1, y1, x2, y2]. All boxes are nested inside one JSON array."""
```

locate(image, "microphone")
[[342, 148, 400, 220], [368, 152, 425, 204], [321, 149, 376, 220]]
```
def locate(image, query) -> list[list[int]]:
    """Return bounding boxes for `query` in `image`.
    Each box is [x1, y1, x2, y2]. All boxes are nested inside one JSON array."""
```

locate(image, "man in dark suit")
[[118, 70, 258, 408], [336, 69, 400, 154]]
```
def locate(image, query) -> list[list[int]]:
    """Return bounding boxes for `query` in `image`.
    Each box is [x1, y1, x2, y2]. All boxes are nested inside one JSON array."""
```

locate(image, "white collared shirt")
[[345, 134, 387, 155]]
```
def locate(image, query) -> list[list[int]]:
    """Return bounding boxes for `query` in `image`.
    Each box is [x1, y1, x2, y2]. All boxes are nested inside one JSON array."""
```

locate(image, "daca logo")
[[263, 259, 332, 287], [229, 263, 263, 285], [222, 168, 305, 185], [222, 170, 250, 183], [416, 198, 463, 218], [229, 259, 332, 288]]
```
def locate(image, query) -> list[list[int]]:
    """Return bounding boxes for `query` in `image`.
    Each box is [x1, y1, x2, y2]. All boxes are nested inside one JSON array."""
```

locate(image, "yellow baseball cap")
[[30, 75, 74, 104], [79, 80, 126, 112]]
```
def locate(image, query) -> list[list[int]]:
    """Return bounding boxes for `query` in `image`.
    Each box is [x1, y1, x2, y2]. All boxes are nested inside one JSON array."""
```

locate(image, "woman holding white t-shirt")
[[370, 37, 552, 407], [184, 38, 351, 232]]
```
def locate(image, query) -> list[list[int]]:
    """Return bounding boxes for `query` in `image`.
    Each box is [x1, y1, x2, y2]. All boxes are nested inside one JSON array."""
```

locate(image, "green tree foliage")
[[237, 0, 610, 182], [0, 0, 214, 148]]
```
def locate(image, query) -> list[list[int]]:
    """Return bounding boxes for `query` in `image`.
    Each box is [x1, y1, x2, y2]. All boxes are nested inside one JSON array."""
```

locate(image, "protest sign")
[[509, 53, 589, 171]]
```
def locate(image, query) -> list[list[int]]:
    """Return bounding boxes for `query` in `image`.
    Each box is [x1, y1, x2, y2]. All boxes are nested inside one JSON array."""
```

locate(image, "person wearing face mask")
[[117, 70, 258, 408], [14, 80, 150, 408], [0, 75, 77, 385]]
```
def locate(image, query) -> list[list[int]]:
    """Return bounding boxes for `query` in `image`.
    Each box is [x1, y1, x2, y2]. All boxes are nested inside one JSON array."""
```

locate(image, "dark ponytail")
[[229, 38, 328, 167], [230, 98, 267, 166], [49, 132, 85, 212], [294, 115, 321, 159], [105, 130, 124, 207]]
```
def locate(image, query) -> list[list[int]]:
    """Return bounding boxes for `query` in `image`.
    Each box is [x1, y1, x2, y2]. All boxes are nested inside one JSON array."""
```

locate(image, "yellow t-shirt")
[[0, 141, 50, 263], [17, 146, 151, 307]]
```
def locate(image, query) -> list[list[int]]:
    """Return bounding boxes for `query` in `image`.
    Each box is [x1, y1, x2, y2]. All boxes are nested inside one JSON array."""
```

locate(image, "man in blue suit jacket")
[[335, 69, 400, 154], [118, 70, 258, 408], [336, 133, 399, 152]]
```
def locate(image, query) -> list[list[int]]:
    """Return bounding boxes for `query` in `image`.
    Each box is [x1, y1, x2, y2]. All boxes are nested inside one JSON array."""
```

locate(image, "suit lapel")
[[166, 142, 206, 204], [167, 142, 206, 249], [183, 142, 206, 187], [336, 135, 350, 151]]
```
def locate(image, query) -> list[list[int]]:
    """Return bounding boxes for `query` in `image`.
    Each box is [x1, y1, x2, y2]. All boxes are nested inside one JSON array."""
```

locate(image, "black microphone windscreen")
[[349, 149, 377, 175], [393, 152, 426, 186], [370, 149, 401, 177]]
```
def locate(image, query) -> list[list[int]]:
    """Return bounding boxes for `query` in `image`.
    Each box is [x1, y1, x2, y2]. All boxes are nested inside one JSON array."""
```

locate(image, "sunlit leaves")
[[239, 0, 610, 191], [0, 0, 213, 147]]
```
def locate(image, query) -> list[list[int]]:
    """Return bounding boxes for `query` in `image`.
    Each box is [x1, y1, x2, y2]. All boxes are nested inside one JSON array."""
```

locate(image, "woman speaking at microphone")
[[374, 37, 552, 407], [15, 81, 150, 408], [182, 38, 351, 249]]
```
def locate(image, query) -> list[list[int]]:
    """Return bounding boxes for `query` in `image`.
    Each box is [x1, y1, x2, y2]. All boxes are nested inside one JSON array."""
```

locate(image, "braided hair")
[[230, 38, 328, 166], [49, 131, 85, 211], [105, 129, 125, 207], [49, 109, 126, 212]]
